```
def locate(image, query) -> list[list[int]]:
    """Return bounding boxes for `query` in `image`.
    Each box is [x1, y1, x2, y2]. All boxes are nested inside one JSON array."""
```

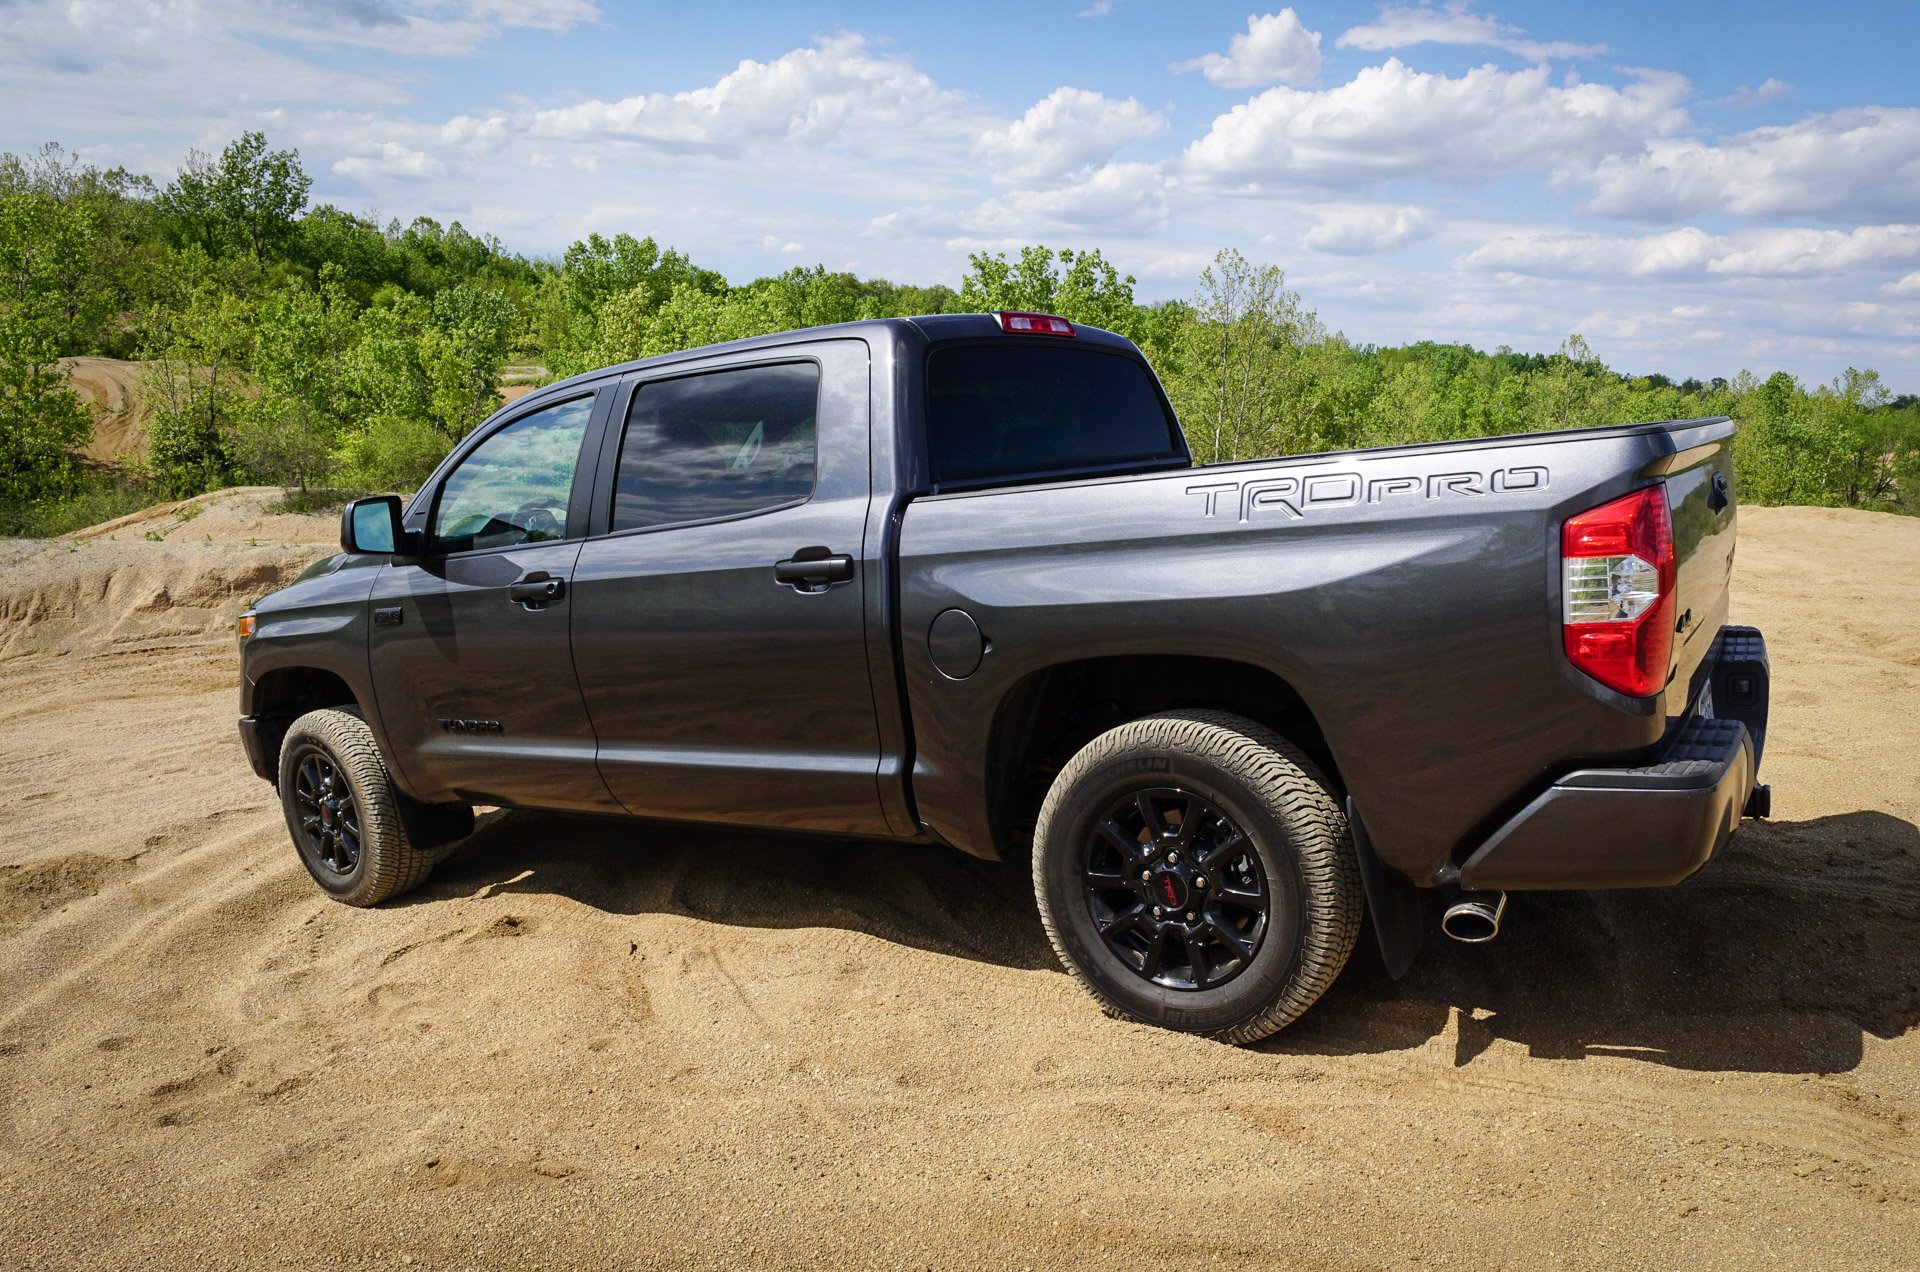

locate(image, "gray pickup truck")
[[236, 312, 1771, 1042]]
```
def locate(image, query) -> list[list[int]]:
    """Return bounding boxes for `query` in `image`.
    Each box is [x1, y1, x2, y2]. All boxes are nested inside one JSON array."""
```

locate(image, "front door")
[[570, 341, 891, 834], [368, 391, 620, 813]]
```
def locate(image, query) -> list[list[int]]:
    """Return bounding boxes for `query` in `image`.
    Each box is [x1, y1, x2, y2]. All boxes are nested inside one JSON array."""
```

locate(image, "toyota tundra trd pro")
[[236, 312, 1771, 1042]]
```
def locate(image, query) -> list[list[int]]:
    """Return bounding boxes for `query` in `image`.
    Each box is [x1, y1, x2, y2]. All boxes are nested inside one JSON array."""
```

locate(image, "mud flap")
[[1349, 797, 1423, 980]]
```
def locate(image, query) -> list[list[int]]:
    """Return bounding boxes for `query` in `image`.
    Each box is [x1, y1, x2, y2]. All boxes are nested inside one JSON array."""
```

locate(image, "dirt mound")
[[0, 503, 1916, 1268], [62, 485, 342, 546], [2, 490, 336, 661]]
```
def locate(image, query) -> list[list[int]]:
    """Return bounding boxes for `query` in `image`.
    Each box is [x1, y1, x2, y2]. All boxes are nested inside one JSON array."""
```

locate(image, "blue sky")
[[5, 1, 1919, 388]]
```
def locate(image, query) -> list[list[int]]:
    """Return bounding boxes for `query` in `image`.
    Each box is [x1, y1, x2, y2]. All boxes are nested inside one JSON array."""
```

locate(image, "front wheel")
[[278, 708, 437, 906], [1032, 710, 1362, 1043]]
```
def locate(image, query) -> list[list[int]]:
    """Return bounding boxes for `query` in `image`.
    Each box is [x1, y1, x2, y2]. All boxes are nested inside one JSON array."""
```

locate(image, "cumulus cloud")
[[963, 162, 1172, 235], [1305, 205, 1435, 254], [331, 141, 446, 180], [1173, 10, 1323, 89], [1579, 107, 1920, 221], [1459, 224, 1920, 281], [1336, 3, 1605, 61], [1183, 59, 1689, 189], [1887, 271, 1920, 296], [975, 88, 1165, 184], [528, 34, 968, 159]]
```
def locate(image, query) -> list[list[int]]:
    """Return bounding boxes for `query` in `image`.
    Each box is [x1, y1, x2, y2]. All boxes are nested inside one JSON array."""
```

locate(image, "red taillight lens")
[[1561, 486, 1675, 697], [993, 311, 1075, 336]]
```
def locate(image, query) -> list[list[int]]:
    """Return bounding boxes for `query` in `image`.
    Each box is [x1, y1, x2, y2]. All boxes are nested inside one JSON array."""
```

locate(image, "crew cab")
[[236, 313, 1771, 1042]]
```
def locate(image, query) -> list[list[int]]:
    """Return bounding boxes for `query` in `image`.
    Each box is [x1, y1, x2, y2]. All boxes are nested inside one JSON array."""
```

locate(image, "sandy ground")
[[0, 496, 1916, 1270]]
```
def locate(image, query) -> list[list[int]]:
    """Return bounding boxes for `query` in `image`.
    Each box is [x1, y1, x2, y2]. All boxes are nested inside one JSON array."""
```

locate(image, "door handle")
[[508, 573, 566, 607], [774, 551, 854, 589]]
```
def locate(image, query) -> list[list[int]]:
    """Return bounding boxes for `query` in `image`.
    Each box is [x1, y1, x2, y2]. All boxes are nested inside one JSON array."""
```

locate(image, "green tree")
[[140, 252, 255, 496], [0, 188, 96, 509], [957, 245, 1140, 337], [159, 131, 311, 263], [1169, 249, 1323, 463]]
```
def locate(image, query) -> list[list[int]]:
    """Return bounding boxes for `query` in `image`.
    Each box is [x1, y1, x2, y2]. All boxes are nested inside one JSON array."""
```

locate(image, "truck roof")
[[522, 313, 1141, 408]]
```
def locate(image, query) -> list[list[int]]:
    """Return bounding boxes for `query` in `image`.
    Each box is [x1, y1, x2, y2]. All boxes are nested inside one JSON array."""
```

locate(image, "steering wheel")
[[512, 500, 564, 540]]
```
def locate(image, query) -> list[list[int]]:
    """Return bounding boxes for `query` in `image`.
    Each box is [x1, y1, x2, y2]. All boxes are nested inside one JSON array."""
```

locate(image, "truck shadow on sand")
[[414, 807, 1919, 1077], [411, 810, 1063, 973], [1281, 810, 1920, 1075]]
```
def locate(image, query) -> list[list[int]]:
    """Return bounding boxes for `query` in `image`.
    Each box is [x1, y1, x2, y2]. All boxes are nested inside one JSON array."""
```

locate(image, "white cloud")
[[528, 34, 968, 159], [1887, 272, 1920, 297], [1580, 107, 1920, 221], [1173, 10, 1323, 89], [963, 162, 1172, 236], [1706, 78, 1794, 110], [331, 141, 446, 180], [1459, 224, 1920, 281], [1078, 1, 1115, 16], [975, 88, 1165, 184], [1183, 59, 1689, 189], [1305, 205, 1435, 254], [1337, 3, 1605, 62]]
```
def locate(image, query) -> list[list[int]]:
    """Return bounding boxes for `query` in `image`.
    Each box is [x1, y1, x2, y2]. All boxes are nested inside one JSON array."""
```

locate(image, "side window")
[[431, 396, 594, 554], [612, 362, 818, 532]]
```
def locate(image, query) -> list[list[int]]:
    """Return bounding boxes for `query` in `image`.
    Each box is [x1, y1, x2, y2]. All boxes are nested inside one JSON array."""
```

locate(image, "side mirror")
[[341, 495, 423, 557]]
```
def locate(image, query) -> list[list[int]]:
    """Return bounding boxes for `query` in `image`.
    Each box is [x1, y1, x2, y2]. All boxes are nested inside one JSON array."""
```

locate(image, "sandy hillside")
[[0, 498, 1916, 1269], [60, 357, 152, 464]]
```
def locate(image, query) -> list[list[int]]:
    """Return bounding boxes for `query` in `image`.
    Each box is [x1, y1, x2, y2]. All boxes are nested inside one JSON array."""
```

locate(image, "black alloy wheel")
[[290, 745, 363, 876], [1082, 788, 1269, 992]]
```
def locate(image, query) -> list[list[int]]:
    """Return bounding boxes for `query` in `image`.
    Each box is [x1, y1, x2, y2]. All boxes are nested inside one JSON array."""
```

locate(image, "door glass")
[[431, 396, 594, 554], [612, 362, 818, 532]]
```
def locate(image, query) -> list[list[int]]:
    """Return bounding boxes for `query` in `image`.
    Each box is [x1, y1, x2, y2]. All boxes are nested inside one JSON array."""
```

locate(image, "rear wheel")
[[278, 708, 437, 906], [1032, 710, 1361, 1043]]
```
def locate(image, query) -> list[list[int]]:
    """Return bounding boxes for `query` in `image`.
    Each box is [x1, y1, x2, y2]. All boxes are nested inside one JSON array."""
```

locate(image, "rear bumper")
[[1459, 626, 1770, 890]]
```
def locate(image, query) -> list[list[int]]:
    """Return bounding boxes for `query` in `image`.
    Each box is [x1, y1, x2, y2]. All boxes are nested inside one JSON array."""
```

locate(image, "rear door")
[[570, 339, 892, 834], [368, 389, 621, 813]]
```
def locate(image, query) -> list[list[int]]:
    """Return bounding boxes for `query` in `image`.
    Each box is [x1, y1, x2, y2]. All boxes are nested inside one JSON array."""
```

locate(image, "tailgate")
[[1655, 420, 1739, 712]]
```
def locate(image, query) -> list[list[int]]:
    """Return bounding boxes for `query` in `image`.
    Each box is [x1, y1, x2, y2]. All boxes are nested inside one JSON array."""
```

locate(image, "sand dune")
[[0, 496, 1916, 1268]]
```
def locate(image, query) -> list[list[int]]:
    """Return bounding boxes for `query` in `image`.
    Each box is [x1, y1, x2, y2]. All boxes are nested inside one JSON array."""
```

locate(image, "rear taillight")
[[993, 311, 1075, 336], [1561, 486, 1675, 697]]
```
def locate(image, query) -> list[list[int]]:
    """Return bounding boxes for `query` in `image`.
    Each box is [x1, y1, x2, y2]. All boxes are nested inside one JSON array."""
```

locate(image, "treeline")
[[3, 133, 1916, 535]]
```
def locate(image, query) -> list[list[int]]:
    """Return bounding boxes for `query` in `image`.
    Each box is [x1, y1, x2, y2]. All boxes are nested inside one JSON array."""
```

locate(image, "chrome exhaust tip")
[[1441, 891, 1506, 943]]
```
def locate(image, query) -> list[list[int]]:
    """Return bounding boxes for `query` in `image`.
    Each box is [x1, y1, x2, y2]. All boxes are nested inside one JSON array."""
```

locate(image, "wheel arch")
[[246, 666, 362, 776], [983, 654, 1341, 860]]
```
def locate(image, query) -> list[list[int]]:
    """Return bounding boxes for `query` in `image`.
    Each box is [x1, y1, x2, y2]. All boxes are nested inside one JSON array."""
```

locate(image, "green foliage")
[[1164, 249, 1325, 463], [4, 130, 1918, 532], [159, 131, 311, 263], [140, 251, 252, 496], [958, 246, 1141, 338], [0, 472, 161, 538], [0, 186, 96, 510]]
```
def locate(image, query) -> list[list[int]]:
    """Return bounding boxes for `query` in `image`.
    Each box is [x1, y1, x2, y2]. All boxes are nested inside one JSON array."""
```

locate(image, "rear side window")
[[612, 362, 819, 532], [926, 345, 1182, 484]]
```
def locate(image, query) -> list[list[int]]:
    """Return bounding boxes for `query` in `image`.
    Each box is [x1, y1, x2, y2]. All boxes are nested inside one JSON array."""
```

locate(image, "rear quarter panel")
[[899, 426, 1708, 883]]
